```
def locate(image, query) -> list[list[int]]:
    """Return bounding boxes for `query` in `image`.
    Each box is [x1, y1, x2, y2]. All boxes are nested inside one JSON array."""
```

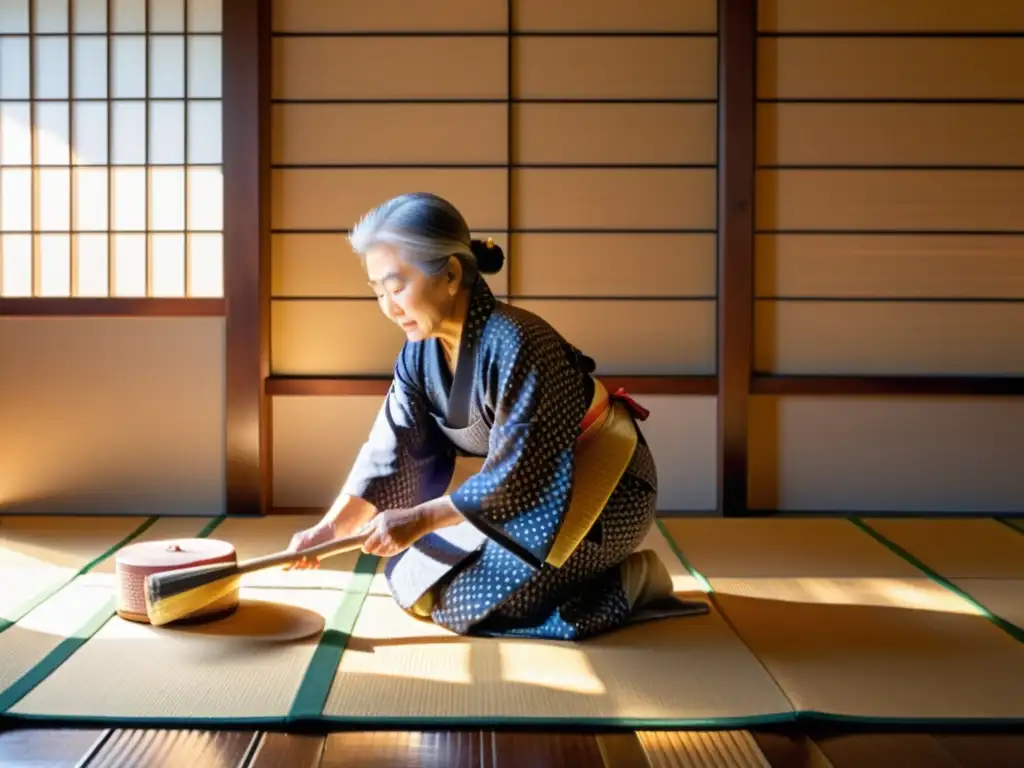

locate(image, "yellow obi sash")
[[544, 378, 641, 568], [408, 379, 644, 619]]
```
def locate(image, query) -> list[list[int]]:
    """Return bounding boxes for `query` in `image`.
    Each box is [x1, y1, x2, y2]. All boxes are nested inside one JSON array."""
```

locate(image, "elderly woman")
[[287, 192, 706, 640]]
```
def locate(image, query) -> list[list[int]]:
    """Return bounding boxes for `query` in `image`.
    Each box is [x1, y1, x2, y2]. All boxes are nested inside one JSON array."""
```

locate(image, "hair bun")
[[470, 237, 505, 275]]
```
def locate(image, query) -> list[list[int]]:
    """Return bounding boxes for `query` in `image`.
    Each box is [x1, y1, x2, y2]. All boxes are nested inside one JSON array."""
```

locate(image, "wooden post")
[[223, 0, 272, 515], [717, 0, 757, 515]]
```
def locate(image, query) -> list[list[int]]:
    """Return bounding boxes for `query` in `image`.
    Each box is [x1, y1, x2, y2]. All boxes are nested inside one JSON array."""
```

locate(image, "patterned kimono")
[[342, 276, 701, 640]]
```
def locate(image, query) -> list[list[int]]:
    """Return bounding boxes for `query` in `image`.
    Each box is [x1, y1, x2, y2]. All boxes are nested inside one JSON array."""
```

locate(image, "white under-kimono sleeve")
[[341, 350, 454, 511], [449, 325, 589, 568]]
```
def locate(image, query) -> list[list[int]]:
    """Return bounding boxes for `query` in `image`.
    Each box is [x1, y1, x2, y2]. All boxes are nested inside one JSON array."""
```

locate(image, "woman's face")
[[364, 244, 458, 341]]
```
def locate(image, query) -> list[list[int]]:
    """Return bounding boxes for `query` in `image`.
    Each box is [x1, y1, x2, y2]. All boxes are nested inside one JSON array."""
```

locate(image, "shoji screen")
[[269, 0, 718, 512], [507, 1, 719, 510], [0, 0, 226, 517], [269, 1, 508, 509], [269, 1, 508, 378], [749, 0, 1024, 512], [0, 0, 223, 298]]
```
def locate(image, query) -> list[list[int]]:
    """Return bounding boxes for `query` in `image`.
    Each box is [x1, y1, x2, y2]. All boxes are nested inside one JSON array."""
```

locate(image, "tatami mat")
[[948, 580, 1024, 635], [9, 585, 346, 721], [322, 526, 792, 726], [859, 518, 1024, 637], [3, 514, 1024, 729], [863, 518, 1024, 578], [370, 558, 391, 596], [2, 514, 368, 723], [0, 515, 151, 627], [660, 519, 1024, 722], [1002, 518, 1024, 534], [0, 576, 114, 711], [662, 519, 924, 579], [0, 515, 151, 570], [0, 517, 215, 711]]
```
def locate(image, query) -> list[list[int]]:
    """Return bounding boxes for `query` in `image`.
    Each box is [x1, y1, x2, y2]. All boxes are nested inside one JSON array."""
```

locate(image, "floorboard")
[[248, 733, 325, 768], [638, 730, 775, 767], [595, 732, 651, 767], [0, 727, 108, 767], [0, 726, 1021, 767], [489, 733, 604, 768], [322, 731, 487, 768], [935, 733, 1024, 768], [752, 730, 833, 768], [84, 729, 257, 768], [810, 733, 961, 768]]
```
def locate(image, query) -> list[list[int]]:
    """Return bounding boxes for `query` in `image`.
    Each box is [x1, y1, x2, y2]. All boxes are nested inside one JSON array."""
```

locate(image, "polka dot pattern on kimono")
[[341, 374, 454, 512], [433, 289, 660, 639], [468, 447, 658, 639], [449, 308, 587, 560], [346, 276, 663, 640]]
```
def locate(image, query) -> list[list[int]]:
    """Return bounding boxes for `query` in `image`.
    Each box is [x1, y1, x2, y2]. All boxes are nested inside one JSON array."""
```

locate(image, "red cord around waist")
[[578, 384, 650, 441]]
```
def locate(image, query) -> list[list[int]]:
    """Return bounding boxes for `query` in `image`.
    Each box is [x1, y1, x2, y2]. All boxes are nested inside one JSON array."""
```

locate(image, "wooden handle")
[[236, 531, 371, 575]]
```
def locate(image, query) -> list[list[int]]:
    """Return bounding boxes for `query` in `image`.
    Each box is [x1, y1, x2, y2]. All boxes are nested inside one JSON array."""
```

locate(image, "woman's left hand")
[[359, 506, 430, 557]]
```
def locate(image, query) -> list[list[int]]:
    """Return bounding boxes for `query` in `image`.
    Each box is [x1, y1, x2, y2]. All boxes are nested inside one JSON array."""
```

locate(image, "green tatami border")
[[850, 517, 1024, 644], [0, 515, 159, 634], [996, 517, 1024, 535], [288, 552, 380, 720], [2, 515, 1023, 731], [0, 515, 226, 714], [654, 517, 1024, 729], [654, 519, 798, 721]]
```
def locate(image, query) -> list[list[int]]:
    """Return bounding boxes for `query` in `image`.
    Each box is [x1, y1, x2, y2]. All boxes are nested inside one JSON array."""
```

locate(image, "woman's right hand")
[[284, 518, 338, 570], [285, 495, 377, 570]]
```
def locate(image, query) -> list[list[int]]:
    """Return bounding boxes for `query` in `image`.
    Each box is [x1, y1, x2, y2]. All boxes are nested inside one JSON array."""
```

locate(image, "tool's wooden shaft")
[[235, 532, 370, 575]]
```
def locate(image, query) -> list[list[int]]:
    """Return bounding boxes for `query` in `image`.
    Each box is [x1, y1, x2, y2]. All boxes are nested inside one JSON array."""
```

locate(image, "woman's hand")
[[361, 506, 432, 557], [284, 518, 337, 570], [361, 497, 465, 557], [285, 495, 377, 570]]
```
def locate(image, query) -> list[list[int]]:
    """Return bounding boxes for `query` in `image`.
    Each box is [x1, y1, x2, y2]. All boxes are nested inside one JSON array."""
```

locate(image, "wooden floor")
[[1, 726, 1023, 767]]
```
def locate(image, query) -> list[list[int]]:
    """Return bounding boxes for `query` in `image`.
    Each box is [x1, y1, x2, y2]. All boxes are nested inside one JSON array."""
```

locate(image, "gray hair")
[[348, 192, 480, 285]]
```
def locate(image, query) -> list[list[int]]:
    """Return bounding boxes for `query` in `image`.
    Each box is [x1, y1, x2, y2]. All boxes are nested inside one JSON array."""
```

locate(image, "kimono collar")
[[446, 276, 496, 427], [461, 275, 496, 349]]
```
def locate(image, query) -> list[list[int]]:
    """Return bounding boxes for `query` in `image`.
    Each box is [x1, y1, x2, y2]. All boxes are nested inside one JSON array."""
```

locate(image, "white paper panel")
[[512, 299, 716, 375], [755, 301, 1024, 375], [514, 0, 717, 32], [272, 394, 717, 511], [750, 396, 1024, 512], [760, 38, 1024, 100], [0, 317, 226, 516], [760, 0, 1024, 32], [272, 37, 507, 100]]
